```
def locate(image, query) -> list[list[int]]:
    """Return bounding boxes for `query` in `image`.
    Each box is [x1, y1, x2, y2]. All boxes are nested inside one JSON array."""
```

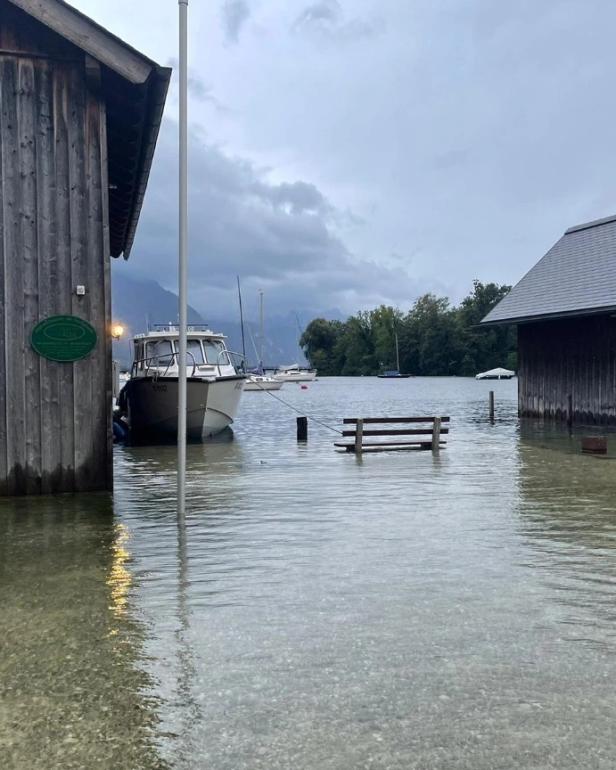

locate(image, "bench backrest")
[[340, 416, 450, 453]]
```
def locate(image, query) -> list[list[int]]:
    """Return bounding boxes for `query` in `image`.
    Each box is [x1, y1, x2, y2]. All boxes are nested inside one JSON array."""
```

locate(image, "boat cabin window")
[[203, 338, 229, 365], [186, 340, 205, 366], [146, 339, 175, 366]]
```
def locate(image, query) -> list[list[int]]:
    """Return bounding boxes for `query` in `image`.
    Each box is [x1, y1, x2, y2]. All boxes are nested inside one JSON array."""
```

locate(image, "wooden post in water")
[[432, 417, 441, 452], [489, 390, 495, 422], [355, 419, 364, 455], [297, 416, 308, 442]]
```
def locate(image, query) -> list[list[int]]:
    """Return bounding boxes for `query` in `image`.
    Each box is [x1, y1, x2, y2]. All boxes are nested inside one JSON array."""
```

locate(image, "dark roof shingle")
[[482, 214, 616, 325]]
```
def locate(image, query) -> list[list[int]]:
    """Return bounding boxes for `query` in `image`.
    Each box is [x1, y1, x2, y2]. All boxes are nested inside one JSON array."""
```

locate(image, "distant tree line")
[[299, 281, 516, 376]]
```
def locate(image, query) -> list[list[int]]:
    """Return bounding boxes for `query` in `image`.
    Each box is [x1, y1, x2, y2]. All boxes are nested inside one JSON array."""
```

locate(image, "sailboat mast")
[[237, 276, 246, 365], [259, 290, 264, 370], [177, 0, 189, 520], [294, 312, 303, 362]]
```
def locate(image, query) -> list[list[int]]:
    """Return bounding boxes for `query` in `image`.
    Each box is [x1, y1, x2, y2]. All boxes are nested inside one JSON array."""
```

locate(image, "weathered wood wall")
[[518, 315, 616, 425], [0, 9, 112, 494]]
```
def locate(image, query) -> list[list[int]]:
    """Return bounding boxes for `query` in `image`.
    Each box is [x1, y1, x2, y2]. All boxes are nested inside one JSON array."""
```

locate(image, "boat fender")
[[112, 413, 128, 443]]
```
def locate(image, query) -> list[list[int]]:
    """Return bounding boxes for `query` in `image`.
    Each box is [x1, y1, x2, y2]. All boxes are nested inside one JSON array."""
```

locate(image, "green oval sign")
[[31, 316, 97, 362]]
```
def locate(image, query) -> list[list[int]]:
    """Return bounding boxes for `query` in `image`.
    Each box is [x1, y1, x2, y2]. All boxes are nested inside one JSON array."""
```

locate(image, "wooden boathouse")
[[482, 214, 616, 425], [0, 0, 170, 494]]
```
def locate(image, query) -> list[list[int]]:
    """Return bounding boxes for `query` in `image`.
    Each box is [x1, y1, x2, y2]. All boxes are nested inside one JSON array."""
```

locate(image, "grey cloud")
[[250, 180, 334, 217], [293, 0, 383, 42], [296, 0, 340, 26], [125, 119, 422, 319], [221, 0, 251, 44], [165, 58, 231, 112]]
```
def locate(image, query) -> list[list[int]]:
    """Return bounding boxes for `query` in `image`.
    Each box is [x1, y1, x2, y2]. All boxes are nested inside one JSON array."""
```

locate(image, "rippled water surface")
[[3, 377, 616, 769]]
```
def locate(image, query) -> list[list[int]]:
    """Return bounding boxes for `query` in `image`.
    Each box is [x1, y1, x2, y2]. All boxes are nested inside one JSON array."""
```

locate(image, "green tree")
[[456, 280, 516, 375], [300, 318, 345, 375], [371, 305, 404, 371], [301, 280, 517, 377], [402, 294, 461, 375], [340, 312, 376, 375]]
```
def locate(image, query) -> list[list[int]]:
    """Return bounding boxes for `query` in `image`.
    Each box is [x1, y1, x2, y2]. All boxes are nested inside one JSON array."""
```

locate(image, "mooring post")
[[567, 394, 573, 434], [355, 419, 364, 455], [432, 417, 441, 452], [489, 390, 495, 422], [297, 416, 308, 442]]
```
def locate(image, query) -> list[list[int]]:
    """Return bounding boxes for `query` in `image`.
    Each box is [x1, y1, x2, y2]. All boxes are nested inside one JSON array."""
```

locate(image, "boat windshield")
[[187, 340, 205, 365], [203, 338, 229, 365], [146, 339, 174, 366]]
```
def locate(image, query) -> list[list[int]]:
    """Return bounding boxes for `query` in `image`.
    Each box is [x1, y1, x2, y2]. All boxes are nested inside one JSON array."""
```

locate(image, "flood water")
[[3, 377, 616, 768]]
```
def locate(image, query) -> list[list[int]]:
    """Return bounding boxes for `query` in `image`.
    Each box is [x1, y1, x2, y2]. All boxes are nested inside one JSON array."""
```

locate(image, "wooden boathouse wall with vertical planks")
[[0, 0, 170, 494], [482, 214, 616, 426], [517, 316, 616, 425]]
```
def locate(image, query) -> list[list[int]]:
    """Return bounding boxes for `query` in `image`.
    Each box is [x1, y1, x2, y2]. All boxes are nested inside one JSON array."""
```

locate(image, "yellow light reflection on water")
[[107, 522, 133, 621]]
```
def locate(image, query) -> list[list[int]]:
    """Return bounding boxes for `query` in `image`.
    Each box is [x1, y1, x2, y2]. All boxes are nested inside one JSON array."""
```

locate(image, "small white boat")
[[475, 367, 515, 380], [119, 325, 245, 440], [244, 375, 284, 391], [273, 364, 317, 382]]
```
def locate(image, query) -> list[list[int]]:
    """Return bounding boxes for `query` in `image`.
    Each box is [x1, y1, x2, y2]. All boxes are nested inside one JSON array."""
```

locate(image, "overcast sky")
[[80, 0, 616, 319]]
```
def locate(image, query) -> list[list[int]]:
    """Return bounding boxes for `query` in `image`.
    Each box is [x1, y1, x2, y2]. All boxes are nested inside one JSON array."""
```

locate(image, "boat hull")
[[272, 370, 317, 382], [122, 375, 245, 441], [244, 378, 284, 391]]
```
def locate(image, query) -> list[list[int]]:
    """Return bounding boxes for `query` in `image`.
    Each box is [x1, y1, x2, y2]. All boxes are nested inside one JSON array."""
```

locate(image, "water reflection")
[[517, 423, 616, 649], [0, 495, 167, 769], [6, 377, 616, 768]]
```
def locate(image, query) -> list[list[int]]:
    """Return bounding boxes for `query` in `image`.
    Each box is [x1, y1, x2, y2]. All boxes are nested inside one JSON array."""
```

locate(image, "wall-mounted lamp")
[[111, 323, 125, 340]]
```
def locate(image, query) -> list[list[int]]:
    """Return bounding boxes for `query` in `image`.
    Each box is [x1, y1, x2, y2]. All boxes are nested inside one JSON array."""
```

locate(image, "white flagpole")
[[178, 0, 188, 519]]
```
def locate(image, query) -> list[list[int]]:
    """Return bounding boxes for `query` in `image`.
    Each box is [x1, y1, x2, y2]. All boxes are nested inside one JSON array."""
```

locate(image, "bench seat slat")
[[342, 416, 450, 424], [334, 440, 447, 448], [342, 428, 449, 437], [335, 444, 446, 452]]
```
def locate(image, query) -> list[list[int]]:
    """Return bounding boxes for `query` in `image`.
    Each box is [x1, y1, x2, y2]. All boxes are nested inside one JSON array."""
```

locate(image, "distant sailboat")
[[377, 328, 411, 378], [241, 286, 284, 391], [271, 312, 318, 382]]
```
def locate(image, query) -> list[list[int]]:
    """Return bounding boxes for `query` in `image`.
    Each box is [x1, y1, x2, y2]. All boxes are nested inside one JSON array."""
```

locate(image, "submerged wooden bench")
[[334, 416, 450, 454]]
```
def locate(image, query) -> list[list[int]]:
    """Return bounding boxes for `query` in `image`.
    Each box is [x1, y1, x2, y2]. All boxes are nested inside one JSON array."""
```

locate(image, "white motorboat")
[[475, 367, 515, 380], [118, 325, 245, 441], [244, 374, 284, 391], [273, 364, 317, 382]]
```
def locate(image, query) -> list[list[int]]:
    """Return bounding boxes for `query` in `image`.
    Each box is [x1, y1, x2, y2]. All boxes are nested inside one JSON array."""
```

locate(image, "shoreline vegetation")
[[300, 281, 516, 377]]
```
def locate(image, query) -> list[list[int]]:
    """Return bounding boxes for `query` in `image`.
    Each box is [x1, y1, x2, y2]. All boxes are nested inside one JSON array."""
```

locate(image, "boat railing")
[[148, 323, 214, 333], [216, 349, 246, 376]]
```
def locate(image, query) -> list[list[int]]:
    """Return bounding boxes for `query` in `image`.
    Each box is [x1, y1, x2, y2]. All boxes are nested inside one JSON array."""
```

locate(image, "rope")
[[249, 378, 343, 435]]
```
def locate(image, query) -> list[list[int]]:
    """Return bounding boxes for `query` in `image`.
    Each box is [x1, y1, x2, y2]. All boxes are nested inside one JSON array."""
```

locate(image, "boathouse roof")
[[5, 0, 171, 258], [482, 213, 616, 325]]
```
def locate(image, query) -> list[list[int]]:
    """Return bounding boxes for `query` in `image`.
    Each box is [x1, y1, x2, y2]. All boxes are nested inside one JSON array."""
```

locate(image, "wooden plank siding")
[[518, 316, 616, 425], [0, 16, 112, 494]]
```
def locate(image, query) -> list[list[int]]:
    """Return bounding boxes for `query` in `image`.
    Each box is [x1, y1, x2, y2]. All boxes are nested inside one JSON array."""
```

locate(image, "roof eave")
[[7, 0, 160, 83], [120, 65, 172, 259], [481, 305, 616, 327]]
